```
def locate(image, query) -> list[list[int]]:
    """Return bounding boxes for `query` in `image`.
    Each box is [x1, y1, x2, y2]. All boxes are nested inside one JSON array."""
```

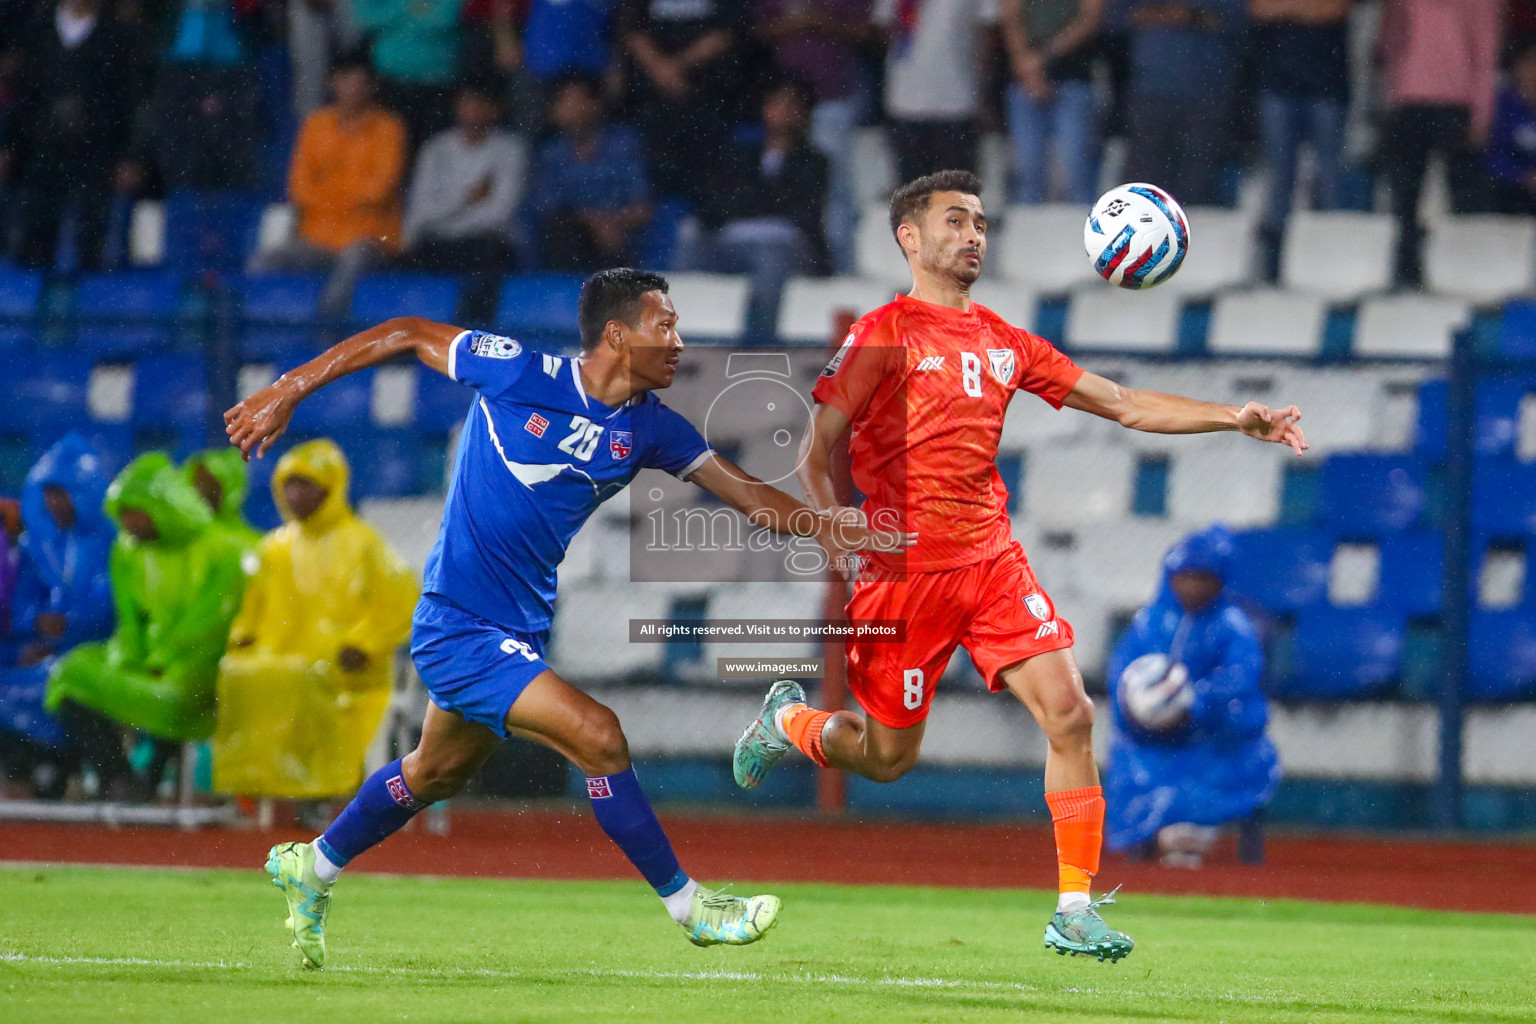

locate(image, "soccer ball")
[[1083, 183, 1189, 290], [1116, 653, 1194, 733]]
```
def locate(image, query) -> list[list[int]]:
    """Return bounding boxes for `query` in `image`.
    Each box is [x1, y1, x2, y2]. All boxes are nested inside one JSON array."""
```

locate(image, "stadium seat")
[[1272, 367, 1403, 455], [72, 271, 184, 357], [969, 279, 1037, 330], [665, 272, 750, 341], [702, 582, 821, 665], [494, 273, 584, 342], [286, 363, 375, 433], [979, 132, 1010, 204], [998, 375, 1100, 453], [1316, 453, 1428, 535], [776, 276, 896, 342], [854, 204, 912, 284], [1352, 295, 1471, 359], [1157, 206, 1258, 296], [1471, 458, 1536, 536], [0, 353, 92, 434], [1207, 290, 1326, 357], [130, 353, 207, 436], [1468, 610, 1536, 700], [415, 363, 474, 434], [1414, 378, 1447, 459], [337, 427, 421, 499], [851, 127, 896, 207], [239, 273, 326, 359], [549, 582, 670, 679], [1286, 606, 1405, 698], [1022, 441, 1135, 528], [1072, 519, 1187, 605], [351, 273, 460, 326], [1469, 375, 1536, 458], [1377, 531, 1444, 615], [1064, 286, 1180, 352], [993, 204, 1101, 292], [128, 200, 166, 266], [1166, 439, 1283, 527], [254, 203, 296, 256], [1227, 528, 1332, 613], [0, 267, 43, 348], [162, 190, 266, 274], [1499, 299, 1536, 359], [1424, 215, 1536, 304], [1280, 211, 1397, 300]]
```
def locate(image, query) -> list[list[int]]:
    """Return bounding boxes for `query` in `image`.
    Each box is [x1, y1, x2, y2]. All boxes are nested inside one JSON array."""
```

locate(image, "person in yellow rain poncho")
[[184, 447, 260, 554], [213, 439, 417, 800], [45, 452, 249, 797]]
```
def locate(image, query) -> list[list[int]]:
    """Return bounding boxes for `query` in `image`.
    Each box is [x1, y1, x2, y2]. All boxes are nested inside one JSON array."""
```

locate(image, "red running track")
[[4, 806, 1534, 915]]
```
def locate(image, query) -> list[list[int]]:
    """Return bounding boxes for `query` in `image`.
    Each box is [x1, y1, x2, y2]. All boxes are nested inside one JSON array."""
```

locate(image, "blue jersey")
[[422, 330, 713, 634]]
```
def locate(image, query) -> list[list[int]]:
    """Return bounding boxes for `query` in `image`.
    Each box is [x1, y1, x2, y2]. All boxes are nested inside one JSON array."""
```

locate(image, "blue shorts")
[[411, 596, 551, 737]]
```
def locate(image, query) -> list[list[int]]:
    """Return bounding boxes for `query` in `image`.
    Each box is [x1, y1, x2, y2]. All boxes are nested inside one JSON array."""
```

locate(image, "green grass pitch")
[[1, 865, 1531, 1023]]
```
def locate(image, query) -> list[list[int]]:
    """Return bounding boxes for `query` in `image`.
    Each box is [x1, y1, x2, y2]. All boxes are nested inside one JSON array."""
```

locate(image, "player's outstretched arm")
[[224, 317, 463, 459], [1063, 371, 1308, 456], [686, 454, 913, 560]]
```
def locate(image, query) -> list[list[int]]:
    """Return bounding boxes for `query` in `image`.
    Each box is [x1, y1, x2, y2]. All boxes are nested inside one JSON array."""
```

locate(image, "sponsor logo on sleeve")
[[820, 333, 856, 377], [469, 333, 522, 359], [586, 777, 613, 799], [1035, 620, 1060, 640], [987, 348, 1016, 385], [609, 429, 633, 459], [1023, 593, 1051, 621], [525, 413, 550, 437]]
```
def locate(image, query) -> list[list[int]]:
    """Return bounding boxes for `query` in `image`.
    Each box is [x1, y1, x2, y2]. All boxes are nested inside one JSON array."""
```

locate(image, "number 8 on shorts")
[[902, 668, 925, 710]]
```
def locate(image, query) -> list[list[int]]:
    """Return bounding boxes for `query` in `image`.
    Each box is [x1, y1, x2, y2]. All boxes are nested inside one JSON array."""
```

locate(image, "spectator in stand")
[[1378, 0, 1501, 286], [213, 440, 417, 812], [250, 52, 406, 318], [619, 0, 742, 200], [1104, 524, 1280, 868], [524, 74, 652, 272], [1115, 0, 1246, 207], [290, 0, 360, 120], [0, 0, 139, 272], [353, 0, 465, 147], [45, 453, 248, 802], [674, 77, 829, 339], [755, 0, 877, 272], [403, 76, 524, 322], [1000, 0, 1105, 205], [1250, 0, 1351, 281], [184, 448, 260, 555], [1486, 37, 1536, 217], [873, 0, 997, 184]]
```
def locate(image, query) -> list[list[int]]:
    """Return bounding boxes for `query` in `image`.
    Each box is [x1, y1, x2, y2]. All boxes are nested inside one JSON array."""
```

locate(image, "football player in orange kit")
[[733, 170, 1308, 961]]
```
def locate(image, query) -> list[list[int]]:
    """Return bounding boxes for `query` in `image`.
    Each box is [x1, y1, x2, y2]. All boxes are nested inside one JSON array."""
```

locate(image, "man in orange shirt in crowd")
[[251, 50, 406, 316]]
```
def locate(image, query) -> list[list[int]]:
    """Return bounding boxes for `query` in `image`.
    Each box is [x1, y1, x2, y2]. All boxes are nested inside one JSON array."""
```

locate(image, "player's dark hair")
[[889, 169, 984, 247], [578, 268, 670, 351], [762, 74, 817, 114], [456, 73, 503, 104], [329, 46, 375, 80]]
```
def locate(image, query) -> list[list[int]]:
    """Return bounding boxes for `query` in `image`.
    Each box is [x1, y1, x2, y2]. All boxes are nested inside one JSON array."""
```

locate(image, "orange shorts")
[[845, 542, 1074, 729]]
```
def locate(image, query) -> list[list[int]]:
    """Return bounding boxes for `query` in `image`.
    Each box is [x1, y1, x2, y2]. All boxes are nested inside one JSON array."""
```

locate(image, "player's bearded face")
[[917, 192, 986, 286]]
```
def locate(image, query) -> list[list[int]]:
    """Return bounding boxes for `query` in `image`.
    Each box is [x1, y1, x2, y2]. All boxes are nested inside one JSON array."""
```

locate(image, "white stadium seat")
[[1280, 211, 1397, 300], [999, 383, 1098, 454], [776, 277, 897, 342], [1425, 215, 1536, 304], [1166, 438, 1284, 528], [1064, 286, 1181, 352], [1073, 520, 1189, 605], [1158, 206, 1258, 296], [970, 279, 1038, 331], [358, 496, 445, 575], [256, 203, 296, 255], [549, 583, 671, 680], [1022, 441, 1135, 528], [854, 204, 912, 284], [666, 272, 750, 341], [994, 204, 1101, 292], [1353, 294, 1472, 359], [129, 201, 166, 267], [702, 583, 822, 666], [852, 127, 897, 206], [1208, 290, 1326, 357]]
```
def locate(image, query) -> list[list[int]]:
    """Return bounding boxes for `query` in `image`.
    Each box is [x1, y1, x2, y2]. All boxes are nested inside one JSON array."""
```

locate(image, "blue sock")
[[316, 758, 423, 868], [586, 767, 688, 896]]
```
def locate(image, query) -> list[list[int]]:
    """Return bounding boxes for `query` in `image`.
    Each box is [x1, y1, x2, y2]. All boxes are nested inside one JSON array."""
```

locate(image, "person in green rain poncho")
[[184, 447, 260, 553], [46, 452, 249, 799]]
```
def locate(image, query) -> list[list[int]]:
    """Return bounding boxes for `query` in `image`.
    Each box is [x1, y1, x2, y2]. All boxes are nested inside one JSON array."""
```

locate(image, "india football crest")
[[987, 348, 1016, 385], [1023, 593, 1051, 621]]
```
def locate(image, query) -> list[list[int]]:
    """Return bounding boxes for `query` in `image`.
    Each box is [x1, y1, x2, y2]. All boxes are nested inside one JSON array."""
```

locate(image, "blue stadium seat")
[[1414, 378, 1446, 460], [336, 427, 421, 499], [0, 267, 42, 349], [1377, 531, 1443, 615], [0, 353, 91, 434], [494, 274, 583, 342], [1500, 299, 1536, 359], [1316, 454, 1428, 535], [1471, 458, 1536, 536], [1227, 528, 1332, 613], [130, 353, 207, 435], [286, 362, 373, 433], [351, 273, 460, 326], [239, 274, 326, 360], [1474, 375, 1536, 457], [162, 191, 265, 274], [72, 272, 184, 357], [416, 365, 474, 434], [1469, 610, 1536, 700], [1286, 606, 1406, 698]]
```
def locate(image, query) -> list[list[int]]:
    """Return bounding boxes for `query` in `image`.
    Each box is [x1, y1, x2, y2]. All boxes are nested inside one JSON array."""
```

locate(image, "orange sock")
[[1045, 785, 1104, 897], [780, 703, 833, 767]]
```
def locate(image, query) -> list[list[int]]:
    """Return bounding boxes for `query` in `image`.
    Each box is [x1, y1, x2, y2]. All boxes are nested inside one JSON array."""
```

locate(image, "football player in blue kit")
[[224, 268, 910, 969]]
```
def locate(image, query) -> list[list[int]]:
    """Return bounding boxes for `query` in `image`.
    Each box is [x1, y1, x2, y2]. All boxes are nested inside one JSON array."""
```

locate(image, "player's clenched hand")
[[225, 378, 302, 460], [1236, 402, 1307, 456], [816, 508, 915, 581]]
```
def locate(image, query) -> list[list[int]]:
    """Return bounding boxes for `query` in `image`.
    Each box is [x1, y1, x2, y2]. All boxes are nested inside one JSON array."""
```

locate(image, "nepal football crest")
[[609, 430, 633, 460], [1023, 593, 1051, 621], [987, 348, 1016, 385]]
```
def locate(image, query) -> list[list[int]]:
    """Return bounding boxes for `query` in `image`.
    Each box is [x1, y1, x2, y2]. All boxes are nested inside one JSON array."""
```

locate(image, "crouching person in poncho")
[[212, 440, 417, 812]]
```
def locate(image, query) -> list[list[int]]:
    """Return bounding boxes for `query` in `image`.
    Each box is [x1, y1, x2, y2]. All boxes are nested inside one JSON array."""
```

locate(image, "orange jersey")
[[811, 293, 1084, 573]]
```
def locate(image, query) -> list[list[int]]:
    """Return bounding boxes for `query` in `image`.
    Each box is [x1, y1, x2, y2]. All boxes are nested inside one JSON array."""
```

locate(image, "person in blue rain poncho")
[[1104, 524, 1281, 866], [0, 434, 116, 796]]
